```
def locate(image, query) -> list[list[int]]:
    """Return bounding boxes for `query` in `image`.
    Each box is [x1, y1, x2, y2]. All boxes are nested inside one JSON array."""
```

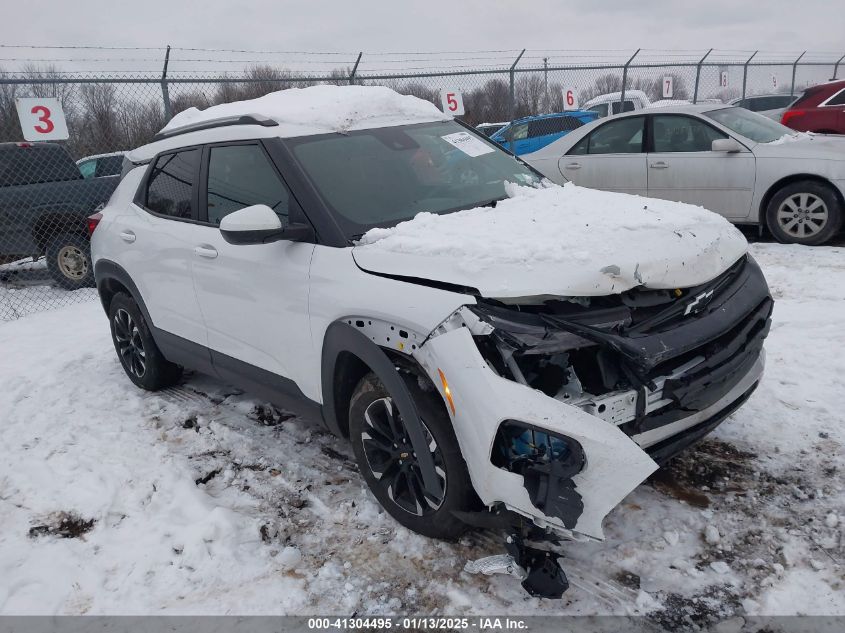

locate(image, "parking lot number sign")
[[720, 71, 729, 88], [771, 74, 778, 89], [440, 90, 465, 116], [15, 98, 69, 141], [563, 88, 578, 110], [662, 76, 674, 98]]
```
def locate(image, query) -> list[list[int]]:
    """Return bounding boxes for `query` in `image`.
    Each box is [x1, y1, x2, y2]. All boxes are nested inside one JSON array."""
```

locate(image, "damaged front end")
[[413, 255, 771, 597], [473, 254, 771, 464], [417, 254, 771, 534]]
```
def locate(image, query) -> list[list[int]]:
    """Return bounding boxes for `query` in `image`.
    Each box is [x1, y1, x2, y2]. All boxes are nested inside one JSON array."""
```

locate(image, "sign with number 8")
[[15, 97, 69, 141]]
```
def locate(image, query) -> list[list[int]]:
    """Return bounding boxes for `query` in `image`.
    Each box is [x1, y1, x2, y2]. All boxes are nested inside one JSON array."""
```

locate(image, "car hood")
[[352, 183, 748, 301], [755, 132, 845, 159]]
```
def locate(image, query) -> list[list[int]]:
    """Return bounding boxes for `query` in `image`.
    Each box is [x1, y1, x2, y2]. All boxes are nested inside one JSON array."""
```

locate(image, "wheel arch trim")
[[321, 320, 443, 498], [94, 259, 154, 326]]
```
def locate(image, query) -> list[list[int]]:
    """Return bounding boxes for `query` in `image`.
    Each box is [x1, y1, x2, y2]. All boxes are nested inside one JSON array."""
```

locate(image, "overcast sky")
[[2, 0, 842, 62]]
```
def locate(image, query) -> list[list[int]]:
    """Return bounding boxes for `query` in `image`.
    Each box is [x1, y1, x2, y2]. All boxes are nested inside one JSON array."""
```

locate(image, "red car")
[[781, 79, 845, 133]]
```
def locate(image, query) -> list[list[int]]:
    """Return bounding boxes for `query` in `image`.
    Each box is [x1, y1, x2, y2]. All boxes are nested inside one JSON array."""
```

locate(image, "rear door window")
[[95, 155, 124, 177], [78, 159, 96, 179], [144, 149, 200, 220], [205, 144, 291, 226], [825, 88, 845, 106]]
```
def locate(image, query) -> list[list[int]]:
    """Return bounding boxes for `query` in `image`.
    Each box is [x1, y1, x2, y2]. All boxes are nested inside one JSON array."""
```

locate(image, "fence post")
[[161, 45, 172, 121], [620, 49, 640, 110], [790, 51, 806, 97], [693, 48, 713, 104], [349, 52, 363, 85], [834, 52, 845, 79], [741, 50, 758, 101], [507, 49, 525, 147]]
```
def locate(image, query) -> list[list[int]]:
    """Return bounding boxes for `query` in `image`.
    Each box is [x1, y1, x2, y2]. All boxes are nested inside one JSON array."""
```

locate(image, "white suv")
[[91, 86, 772, 598]]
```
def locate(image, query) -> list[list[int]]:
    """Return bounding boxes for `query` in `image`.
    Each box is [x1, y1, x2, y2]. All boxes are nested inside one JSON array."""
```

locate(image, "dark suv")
[[0, 142, 119, 289]]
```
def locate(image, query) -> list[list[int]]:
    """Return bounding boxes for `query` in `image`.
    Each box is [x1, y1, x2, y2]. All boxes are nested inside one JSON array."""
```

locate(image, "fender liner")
[[321, 321, 443, 499]]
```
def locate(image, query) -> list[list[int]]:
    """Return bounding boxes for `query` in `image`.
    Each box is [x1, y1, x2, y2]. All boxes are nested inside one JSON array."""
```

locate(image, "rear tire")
[[349, 371, 474, 540], [46, 233, 95, 290], [108, 292, 182, 390], [765, 181, 842, 245]]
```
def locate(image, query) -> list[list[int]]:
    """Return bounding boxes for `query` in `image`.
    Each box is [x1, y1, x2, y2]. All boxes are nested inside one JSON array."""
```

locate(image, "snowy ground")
[[0, 243, 842, 626]]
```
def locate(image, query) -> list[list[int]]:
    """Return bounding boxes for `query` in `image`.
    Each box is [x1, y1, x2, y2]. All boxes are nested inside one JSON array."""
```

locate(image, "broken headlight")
[[491, 420, 586, 529]]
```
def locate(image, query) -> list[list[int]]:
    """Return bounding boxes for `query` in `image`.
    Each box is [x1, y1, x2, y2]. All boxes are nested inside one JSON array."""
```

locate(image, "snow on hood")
[[756, 131, 845, 160], [352, 183, 748, 300], [160, 85, 448, 137]]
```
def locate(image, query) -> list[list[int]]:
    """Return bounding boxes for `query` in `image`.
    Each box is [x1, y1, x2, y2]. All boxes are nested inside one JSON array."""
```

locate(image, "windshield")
[[286, 120, 543, 237], [704, 107, 796, 143]]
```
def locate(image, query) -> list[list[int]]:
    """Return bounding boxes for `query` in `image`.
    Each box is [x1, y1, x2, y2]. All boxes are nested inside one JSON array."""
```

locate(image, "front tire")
[[46, 233, 95, 290], [766, 181, 842, 245], [108, 292, 182, 390], [349, 371, 474, 540]]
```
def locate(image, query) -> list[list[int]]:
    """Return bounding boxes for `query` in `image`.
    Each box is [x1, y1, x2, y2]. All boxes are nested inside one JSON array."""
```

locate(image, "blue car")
[[491, 111, 598, 155]]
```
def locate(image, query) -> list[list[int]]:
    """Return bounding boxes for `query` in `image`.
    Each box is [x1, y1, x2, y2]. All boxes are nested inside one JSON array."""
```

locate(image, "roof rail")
[[153, 113, 278, 141]]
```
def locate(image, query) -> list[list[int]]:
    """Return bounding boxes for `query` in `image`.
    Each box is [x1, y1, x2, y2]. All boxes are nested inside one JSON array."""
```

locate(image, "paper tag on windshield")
[[441, 132, 495, 157]]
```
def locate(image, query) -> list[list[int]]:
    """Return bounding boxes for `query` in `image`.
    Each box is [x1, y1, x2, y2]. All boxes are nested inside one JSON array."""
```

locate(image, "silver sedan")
[[524, 105, 845, 245]]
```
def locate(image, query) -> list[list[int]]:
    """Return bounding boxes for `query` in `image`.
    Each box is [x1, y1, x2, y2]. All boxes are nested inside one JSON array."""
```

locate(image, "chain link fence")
[[1, 47, 843, 320]]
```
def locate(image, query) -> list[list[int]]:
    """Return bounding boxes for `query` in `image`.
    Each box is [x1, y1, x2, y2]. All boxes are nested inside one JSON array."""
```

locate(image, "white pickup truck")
[[584, 89, 708, 117]]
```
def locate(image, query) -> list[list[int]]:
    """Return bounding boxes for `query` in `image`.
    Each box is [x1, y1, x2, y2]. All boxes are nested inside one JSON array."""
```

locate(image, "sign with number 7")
[[439, 89, 465, 116], [15, 97, 69, 141]]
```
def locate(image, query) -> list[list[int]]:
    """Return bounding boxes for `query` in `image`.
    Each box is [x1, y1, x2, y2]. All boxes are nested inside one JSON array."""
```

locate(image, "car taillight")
[[87, 212, 103, 237], [781, 109, 806, 127]]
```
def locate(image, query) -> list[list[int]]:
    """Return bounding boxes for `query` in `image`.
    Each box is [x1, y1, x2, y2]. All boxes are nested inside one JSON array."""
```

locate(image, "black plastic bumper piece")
[[506, 534, 570, 599], [645, 381, 757, 466]]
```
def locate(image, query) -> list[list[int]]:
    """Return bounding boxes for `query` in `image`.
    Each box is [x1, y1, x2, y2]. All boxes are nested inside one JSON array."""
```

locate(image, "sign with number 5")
[[562, 88, 578, 111], [15, 98, 69, 141], [439, 89, 465, 116]]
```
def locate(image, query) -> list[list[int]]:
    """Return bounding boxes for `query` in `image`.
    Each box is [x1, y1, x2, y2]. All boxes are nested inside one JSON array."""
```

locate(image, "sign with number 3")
[[439, 90, 465, 116], [15, 98, 69, 141]]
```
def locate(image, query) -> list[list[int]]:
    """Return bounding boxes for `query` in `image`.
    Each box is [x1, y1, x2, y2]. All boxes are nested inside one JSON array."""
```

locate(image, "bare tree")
[[74, 84, 121, 156], [515, 74, 545, 117], [0, 67, 19, 141], [463, 79, 510, 126], [393, 81, 438, 106]]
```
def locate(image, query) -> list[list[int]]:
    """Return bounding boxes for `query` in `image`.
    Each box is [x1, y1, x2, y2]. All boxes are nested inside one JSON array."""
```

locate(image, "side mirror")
[[219, 204, 314, 245], [711, 138, 743, 153]]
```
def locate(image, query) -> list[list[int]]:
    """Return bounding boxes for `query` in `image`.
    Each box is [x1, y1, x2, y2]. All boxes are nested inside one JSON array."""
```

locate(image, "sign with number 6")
[[562, 88, 578, 111], [662, 76, 674, 99], [439, 90, 465, 116], [15, 98, 69, 141]]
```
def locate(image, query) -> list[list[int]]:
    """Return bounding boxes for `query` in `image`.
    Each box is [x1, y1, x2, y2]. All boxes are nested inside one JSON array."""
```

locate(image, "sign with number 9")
[[15, 97, 69, 141]]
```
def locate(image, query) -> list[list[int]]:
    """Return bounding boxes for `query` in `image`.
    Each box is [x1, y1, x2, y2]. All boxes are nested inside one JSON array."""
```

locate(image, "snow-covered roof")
[[130, 85, 449, 162], [165, 85, 446, 139]]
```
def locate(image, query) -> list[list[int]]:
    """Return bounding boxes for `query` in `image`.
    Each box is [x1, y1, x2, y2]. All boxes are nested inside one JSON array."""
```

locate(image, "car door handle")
[[564, 162, 581, 170], [118, 230, 136, 243], [649, 161, 669, 169], [194, 245, 218, 259]]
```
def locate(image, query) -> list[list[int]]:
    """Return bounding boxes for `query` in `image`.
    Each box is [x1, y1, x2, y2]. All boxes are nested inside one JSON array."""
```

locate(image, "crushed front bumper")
[[412, 256, 771, 540]]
